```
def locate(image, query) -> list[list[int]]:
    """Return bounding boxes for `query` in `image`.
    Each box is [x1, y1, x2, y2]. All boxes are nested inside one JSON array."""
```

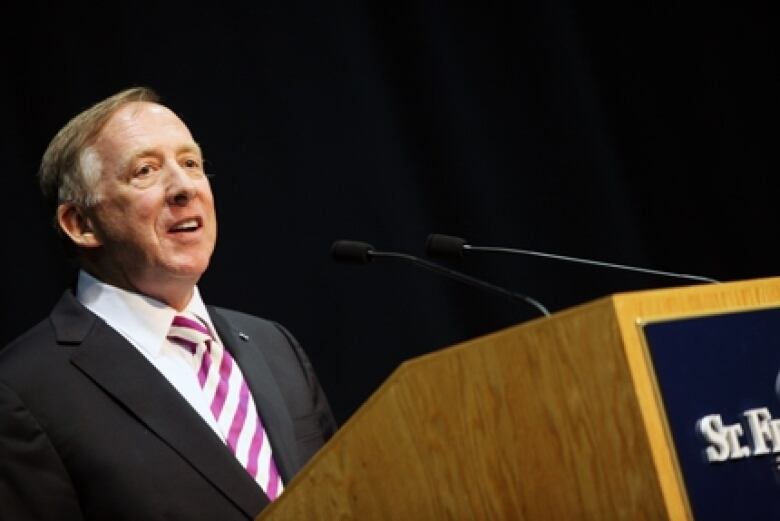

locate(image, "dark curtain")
[[1, 2, 776, 422]]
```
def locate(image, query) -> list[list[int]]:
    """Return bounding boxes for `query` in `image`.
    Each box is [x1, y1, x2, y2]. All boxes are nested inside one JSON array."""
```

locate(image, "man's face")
[[85, 101, 217, 303]]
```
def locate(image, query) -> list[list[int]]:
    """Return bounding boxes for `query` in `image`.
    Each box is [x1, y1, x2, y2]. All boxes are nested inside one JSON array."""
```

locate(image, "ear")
[[57, 203, 102, 248]]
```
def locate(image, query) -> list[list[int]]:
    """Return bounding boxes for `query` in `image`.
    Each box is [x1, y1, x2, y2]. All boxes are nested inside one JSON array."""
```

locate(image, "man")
[[0, 87, 337, 520]]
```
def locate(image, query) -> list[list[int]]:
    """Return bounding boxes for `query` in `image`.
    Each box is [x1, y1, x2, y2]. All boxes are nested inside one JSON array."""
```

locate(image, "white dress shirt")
[[76, 270, 225, 441]]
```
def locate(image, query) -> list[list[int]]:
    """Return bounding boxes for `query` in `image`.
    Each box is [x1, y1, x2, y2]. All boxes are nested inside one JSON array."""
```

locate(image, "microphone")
[[425, 234, 719, 284], [330, 240, 550, 317]]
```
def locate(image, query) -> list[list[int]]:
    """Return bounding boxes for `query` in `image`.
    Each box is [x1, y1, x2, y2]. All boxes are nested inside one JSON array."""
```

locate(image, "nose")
[[165, 163, 197, 207]]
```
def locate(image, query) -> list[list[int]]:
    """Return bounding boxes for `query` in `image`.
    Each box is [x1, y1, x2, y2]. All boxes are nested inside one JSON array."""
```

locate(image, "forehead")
[[94, 101, 197, 157]]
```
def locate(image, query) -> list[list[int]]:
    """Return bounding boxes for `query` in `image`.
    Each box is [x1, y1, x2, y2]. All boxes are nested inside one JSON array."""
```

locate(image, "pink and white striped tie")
[[167, 313, 283, 500]]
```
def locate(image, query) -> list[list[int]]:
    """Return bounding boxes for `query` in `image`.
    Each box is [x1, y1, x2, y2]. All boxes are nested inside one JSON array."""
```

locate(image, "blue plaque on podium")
[[643, 307, 780, 520]]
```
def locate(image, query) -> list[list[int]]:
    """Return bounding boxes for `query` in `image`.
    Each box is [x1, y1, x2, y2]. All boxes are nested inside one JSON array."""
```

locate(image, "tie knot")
[[168, 313, 214, 353]]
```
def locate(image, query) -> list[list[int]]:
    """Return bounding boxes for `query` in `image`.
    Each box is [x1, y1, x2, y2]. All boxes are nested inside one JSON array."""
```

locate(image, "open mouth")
[[169, 217, 202, 233]]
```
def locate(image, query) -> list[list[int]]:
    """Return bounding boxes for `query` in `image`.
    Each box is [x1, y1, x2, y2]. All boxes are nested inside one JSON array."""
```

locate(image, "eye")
[[128, 160, 161, 186], [182, 158, 201, 169], [135, 164, 155, 177]]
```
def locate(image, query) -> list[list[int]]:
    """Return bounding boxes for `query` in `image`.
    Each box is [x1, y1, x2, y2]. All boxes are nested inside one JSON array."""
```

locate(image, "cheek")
[[103, 194, 164, 236], [200, 186, 216, 211], [200, 190, 218, 226], [129, 190, 166, 223]]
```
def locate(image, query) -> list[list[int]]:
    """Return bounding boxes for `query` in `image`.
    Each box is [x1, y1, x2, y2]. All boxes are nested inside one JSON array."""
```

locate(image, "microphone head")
[[426, 234, 467, 260], [331, 240, 375, 264]]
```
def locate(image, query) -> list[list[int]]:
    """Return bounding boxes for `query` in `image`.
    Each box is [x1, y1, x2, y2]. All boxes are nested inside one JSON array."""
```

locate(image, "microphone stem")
[[370, 251, 551, 317], [465, 246, 719, 284]]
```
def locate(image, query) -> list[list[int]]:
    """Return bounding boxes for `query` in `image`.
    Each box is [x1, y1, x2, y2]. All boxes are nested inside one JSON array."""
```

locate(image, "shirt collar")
[[76, 270, 216, 358]]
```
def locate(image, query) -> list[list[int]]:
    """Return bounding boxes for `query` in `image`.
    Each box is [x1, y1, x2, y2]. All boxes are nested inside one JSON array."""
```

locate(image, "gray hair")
[[38, 87, 160, 210]]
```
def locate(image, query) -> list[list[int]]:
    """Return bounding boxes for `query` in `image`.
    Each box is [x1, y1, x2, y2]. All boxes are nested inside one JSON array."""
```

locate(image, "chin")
[[163, 258, 211, 281], [173, 264, 210, 280]]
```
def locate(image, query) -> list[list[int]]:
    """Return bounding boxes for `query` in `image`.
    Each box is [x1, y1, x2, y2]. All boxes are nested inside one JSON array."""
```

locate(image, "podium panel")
[[642, 307, 780, 520]]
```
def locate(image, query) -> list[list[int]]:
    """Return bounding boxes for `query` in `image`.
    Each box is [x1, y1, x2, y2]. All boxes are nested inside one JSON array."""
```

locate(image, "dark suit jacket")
[[0, 290, 337, 521]]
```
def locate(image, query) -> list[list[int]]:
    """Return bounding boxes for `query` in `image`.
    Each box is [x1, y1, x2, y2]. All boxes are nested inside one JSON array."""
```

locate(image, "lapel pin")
[[238, 332, 249, 341]]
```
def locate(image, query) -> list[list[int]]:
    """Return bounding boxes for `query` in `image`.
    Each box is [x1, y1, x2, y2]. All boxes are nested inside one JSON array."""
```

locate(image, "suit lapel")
[[51, 291, 268, 517], [209, 308, 299, 483]]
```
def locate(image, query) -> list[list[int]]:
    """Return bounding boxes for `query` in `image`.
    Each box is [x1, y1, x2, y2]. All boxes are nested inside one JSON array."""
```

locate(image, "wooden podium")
[[258, 277, 780, 520]]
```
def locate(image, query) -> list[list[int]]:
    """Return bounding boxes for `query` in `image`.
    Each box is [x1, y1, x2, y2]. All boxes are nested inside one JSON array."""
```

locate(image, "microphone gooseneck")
[[330, 240, 550, 317], [425, 234, 719, 284]]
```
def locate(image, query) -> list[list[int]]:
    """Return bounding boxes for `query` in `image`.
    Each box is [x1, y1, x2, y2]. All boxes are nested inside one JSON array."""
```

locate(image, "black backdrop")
[[1, 3, 777, 423]]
